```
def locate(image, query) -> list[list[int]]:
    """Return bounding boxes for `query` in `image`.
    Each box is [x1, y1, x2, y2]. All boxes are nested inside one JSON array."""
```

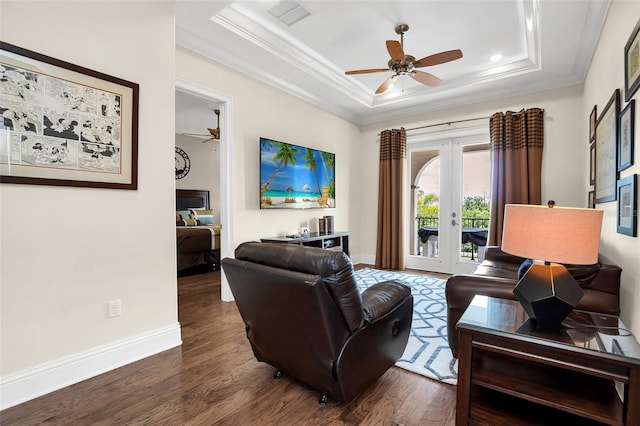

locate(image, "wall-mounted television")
[[260, 137, 335, 209]]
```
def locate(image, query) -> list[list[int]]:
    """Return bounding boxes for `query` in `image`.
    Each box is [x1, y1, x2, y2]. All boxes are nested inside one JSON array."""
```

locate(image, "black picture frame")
[[0, 41, 139, 189], [625, 18, 640, 102], [616, 174, 637, 237], [618, 100, 635, 172], [590, 141, 596, 186], [595, 89, 620, 204], [589, 105, 597, 142]]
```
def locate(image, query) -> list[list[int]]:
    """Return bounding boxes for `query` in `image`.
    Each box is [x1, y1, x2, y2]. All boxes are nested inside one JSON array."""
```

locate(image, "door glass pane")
[[460, 145, 490, 262], [411, 149, 440, 257]]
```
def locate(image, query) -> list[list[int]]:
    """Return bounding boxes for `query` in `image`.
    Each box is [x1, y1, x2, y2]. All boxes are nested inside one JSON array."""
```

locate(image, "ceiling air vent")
[[268, 0, 310, 26]]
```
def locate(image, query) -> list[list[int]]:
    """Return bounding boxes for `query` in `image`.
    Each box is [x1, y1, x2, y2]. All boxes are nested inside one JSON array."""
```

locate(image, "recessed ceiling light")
[[490, 54, 503, 62]]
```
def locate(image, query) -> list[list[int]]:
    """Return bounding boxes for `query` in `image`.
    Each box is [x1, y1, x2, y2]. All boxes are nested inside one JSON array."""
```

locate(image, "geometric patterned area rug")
[[354, 268, 458, 385]]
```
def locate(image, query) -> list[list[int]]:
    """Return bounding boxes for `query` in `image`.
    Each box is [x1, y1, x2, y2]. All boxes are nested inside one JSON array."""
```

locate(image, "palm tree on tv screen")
[[303, 148, 321, 195], [261, 141, 300, 194], [319, 151, 335, 198]]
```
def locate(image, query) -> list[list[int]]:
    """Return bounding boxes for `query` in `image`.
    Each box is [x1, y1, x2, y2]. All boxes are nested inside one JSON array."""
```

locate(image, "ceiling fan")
[[345, 24, 463, 94], [183, 109, 220, 143]]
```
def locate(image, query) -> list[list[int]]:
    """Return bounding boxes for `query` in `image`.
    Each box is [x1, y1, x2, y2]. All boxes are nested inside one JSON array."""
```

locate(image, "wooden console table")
[[456, 296, 640, 425], [261, 231, 350, 257]]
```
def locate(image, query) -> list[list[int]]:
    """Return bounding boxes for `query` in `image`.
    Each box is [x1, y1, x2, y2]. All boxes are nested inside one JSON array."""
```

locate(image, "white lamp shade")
[[501, 204, 603, 265]]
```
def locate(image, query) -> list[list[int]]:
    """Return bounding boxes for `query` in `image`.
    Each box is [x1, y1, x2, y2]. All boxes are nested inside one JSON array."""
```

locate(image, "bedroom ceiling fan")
[[345, 24, 463, 95], [183, 109, 220, 143]]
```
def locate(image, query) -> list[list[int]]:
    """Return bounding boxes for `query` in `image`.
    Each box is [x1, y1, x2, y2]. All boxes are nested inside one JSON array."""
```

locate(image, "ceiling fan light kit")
[[345, 24, 463, 95], [203, 109, 221, 143]]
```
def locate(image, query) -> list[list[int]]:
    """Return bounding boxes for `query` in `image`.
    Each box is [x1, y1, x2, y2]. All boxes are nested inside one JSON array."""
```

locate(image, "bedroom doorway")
[[175, 79, 234, 301], [405, 126, 490, 275]]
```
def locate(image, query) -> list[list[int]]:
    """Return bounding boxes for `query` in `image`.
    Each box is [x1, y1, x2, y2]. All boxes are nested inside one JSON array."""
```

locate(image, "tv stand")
[[261, 231, 350, 257]]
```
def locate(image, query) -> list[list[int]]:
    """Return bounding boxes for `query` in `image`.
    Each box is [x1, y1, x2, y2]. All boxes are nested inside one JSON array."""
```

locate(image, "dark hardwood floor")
[[1, 267, 456, 425]]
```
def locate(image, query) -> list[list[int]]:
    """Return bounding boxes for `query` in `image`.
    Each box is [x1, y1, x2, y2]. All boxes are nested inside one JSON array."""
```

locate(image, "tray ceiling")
[[176, 0, 609, 126]]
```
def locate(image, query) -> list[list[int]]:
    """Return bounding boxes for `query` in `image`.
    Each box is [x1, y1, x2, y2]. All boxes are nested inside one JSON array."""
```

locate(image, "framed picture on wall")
[[616, 174, 637, 237], [0, 41, 139, 189], [624, 18, 640, 102], [590, 141, 596, 185], [618, 100, 635, 172], [589, 105, 597, 142], [595, 89, 620, 204]]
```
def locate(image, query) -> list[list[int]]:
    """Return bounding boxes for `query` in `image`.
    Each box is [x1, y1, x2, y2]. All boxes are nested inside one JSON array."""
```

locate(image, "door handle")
[[452, 220, 459, 226]]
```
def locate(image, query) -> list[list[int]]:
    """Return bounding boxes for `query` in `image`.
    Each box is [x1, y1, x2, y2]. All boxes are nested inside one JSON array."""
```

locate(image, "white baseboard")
[[353, 253, 375, 266], [0, 323, 182, 410]]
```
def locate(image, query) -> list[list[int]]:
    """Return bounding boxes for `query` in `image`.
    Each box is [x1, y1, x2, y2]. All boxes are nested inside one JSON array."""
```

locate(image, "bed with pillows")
[[176, 189, 221, 273]]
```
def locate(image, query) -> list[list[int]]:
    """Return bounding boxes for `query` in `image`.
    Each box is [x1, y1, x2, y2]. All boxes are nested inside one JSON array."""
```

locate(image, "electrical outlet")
[[108, 299, 121, 318]]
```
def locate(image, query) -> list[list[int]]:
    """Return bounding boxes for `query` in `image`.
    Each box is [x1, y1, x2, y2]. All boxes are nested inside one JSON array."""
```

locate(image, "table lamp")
[[501, 204, 603, 328]]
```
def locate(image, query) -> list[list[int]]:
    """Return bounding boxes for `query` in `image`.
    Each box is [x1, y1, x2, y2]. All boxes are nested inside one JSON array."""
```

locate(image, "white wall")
[[357, 85, 585, 263], [0, 1, 179, 407], [175, 135, 220, 220], [583, 0, 640, 336], [176, 48, 361, 255]]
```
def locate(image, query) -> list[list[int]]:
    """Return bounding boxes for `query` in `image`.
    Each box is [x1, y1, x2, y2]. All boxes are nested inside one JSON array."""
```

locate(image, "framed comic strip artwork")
[[619, 100, 635, 172], [595, 89, 620, 204], [625, 18, 640, 102], [0, 42, 139, 189], [617, 174, 637, 237]]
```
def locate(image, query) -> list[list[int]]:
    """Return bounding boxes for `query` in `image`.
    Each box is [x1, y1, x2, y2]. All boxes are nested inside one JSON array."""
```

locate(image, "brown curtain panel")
[[488, 108, 545, 246], [375, 128, 406, 270]]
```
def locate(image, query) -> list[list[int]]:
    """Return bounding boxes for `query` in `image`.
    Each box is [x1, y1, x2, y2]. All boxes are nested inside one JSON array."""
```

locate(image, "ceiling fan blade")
[[345, 68, 390, 75], [182, 133, 210, 138], [414, 49, 463, 67], [411, 71, 442, 87], [375, 75, 397, 94], [386, 40, 405, 62]]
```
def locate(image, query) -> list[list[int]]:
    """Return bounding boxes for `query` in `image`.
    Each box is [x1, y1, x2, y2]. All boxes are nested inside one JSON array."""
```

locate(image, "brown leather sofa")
[[445, 246, 622, 358], [221, 242, 413, 405]]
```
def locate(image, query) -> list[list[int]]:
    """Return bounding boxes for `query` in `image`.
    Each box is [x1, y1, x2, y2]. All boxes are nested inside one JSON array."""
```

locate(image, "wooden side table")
[[456, 296, 640, 425]]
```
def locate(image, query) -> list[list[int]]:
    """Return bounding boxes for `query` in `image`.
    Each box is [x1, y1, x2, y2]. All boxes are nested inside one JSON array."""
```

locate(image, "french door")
[[405, 127, 490, 275]]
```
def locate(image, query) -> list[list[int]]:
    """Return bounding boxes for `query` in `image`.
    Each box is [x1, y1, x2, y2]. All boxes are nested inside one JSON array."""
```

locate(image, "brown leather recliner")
[[221, 242, 413, 405], [445, 246, 622, 358]]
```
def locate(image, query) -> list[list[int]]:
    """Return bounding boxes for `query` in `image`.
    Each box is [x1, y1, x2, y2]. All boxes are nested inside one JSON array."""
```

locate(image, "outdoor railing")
[[416, 216, 489, 229], [416, 216, 490, 260]]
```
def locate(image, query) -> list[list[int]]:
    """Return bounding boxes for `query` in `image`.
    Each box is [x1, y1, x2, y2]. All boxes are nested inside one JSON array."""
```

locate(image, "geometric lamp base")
[[513, 262, 584, 328]]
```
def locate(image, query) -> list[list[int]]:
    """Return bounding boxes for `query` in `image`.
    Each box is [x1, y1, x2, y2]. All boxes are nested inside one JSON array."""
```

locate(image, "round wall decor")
[[175, 147, 190, 179]]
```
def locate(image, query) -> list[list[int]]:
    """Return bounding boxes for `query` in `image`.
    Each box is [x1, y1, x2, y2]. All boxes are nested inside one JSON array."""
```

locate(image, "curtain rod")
[[377, 108, 546, 135], [376, 116, 490, 136], [405, 116, 491, 132]]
